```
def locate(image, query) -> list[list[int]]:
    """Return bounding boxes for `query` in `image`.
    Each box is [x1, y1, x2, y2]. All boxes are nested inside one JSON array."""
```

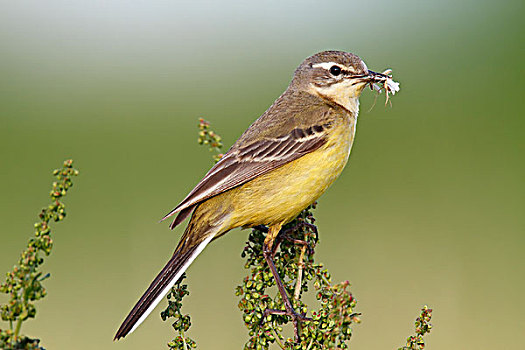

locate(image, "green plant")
[[161, 274, 197, 350], [197, 118, 223, 162], [236, 206, 360, 349], [398, 306, 433, 350], [159, 117, 225, 350], [0, 160, 79, 350]]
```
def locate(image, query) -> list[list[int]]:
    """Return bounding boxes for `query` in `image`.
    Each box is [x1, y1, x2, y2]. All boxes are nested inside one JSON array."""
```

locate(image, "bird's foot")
[[272, 222, 317, 257], [277, 233, 314, 255], [254, 221, 317, 257]]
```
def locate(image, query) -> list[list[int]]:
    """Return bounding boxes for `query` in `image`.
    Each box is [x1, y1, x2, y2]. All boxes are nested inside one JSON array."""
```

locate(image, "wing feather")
[[161, 124, 331, 227]]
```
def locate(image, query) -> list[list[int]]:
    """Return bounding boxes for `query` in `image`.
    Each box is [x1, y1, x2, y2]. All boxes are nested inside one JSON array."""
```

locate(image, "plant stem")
[[182, 330, 188, 350], [306, 337, 314, 350], [294, 245, 307, 300], [14, 317, 22, 341], [271, 328, 286, 350]]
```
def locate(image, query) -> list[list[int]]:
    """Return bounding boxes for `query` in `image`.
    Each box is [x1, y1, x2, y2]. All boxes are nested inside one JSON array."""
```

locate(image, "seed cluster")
[[0, 160, 79, 350], [161, 274, 197, 350], [198, 118, 223, 162], [398, 306, 433, 350]]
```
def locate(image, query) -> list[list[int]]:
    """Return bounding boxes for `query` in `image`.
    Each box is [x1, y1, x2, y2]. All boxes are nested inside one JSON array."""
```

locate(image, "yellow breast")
[[228, 117, 357, 228]]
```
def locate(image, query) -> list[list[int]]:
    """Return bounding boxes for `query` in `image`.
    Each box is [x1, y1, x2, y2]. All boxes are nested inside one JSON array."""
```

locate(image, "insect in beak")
[[366, 69, 400, 105]]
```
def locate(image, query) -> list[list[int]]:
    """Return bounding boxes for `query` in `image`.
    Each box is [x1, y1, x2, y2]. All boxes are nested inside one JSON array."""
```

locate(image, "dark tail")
[[114, 233, 214, 340]]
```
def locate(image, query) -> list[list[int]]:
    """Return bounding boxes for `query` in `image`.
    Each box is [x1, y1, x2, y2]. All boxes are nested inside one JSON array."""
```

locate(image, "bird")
[[114, 50, 398, 340]]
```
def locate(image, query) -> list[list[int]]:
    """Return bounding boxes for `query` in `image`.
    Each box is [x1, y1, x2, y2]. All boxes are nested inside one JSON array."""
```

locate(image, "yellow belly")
[[226, 119, 356, 228]]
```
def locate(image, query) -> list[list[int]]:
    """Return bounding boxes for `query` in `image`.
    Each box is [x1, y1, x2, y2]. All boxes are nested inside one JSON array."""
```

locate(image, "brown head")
[[290, 50, 381, 112]]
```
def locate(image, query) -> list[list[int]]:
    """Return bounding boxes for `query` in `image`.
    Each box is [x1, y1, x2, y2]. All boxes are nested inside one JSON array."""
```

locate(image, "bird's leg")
[[262, 224, 311, 343]]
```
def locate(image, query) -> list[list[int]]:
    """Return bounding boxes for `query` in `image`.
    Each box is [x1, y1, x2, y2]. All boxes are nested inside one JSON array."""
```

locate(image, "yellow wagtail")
[[115, 50, 399, 340]]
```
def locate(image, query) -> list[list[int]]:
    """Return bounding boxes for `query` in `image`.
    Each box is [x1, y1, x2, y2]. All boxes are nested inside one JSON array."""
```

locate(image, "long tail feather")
[[114, 234, 214, 340]]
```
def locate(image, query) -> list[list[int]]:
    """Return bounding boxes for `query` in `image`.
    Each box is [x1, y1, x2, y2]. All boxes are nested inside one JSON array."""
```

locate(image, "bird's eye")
[[330, 65, 341, 76]]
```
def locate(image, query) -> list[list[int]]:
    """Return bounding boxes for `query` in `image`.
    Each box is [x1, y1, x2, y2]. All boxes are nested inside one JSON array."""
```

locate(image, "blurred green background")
[[1, 0, 523, 349]]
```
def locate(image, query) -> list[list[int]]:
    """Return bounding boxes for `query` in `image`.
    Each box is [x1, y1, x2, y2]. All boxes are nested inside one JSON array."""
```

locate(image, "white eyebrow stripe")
[[312, 62, 356, 73]]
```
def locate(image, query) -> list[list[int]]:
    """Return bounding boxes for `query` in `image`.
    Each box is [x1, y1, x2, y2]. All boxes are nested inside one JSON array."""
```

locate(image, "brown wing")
[[161, 123, 332, 228]]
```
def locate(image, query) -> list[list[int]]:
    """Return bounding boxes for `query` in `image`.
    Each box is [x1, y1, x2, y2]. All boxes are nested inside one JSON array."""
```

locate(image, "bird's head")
[[291, 50, 397, 113]]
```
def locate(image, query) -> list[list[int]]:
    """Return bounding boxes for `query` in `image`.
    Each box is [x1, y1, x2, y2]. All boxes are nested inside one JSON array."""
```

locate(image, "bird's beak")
[[350, 70, 388, 83], [343, 70, 381, 94], [367, 70, 381, 77], [367, 70, 390, 83]]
